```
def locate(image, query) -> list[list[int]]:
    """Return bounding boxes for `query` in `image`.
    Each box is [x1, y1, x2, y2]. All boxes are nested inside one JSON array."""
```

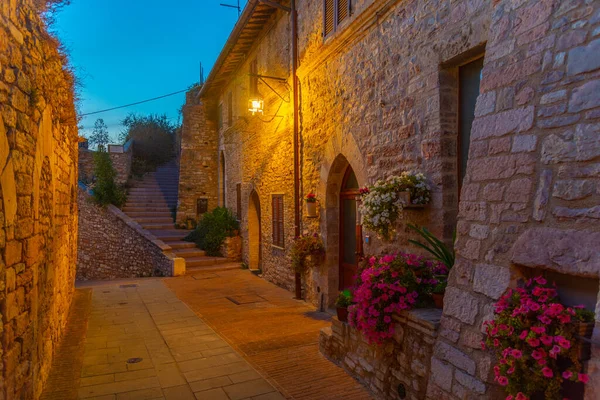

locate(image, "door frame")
[[339, 166, 360, 290]]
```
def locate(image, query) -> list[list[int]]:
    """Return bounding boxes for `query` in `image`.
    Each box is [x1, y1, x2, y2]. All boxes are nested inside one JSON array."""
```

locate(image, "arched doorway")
[[248, 190, 261, 270], [339, 166, 359, 290]]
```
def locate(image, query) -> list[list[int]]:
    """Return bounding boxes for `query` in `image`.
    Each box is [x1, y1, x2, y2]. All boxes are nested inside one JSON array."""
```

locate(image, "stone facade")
[[77, 189, 181, 280], [427, 1, 600, 399], [180, 0, 600, 398], [1, 1, 79, 398], [177, 89, 219, 225], [321, 309, 441, 400]]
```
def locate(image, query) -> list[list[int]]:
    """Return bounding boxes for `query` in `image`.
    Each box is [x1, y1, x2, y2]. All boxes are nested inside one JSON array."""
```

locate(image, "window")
[[324, 0, 351, 37], [227, 91, 233, 126], [249, 58, 258, 96], [458, 57, 484, 186], [272, 194, 284, 248], [236, 183, 242, 221], [218, 103, 223, 130]]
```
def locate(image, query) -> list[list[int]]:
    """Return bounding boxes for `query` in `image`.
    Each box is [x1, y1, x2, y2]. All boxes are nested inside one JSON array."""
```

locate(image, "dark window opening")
[[324, 0, 351, 38], [458, 57, 484, 186], [249, 58, 258, 96]]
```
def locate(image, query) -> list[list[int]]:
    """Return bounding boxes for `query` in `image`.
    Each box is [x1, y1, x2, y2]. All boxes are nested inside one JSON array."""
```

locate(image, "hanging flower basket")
[[305, 193, 318, 218]]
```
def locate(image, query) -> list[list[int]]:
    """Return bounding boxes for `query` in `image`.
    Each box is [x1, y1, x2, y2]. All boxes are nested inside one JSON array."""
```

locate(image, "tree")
[[119, 113, 177, 175], [89, 118, 111, 151], [92, 151, 126, 207]]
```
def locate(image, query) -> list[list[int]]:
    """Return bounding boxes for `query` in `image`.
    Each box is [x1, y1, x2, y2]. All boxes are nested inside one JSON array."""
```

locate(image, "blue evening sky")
[[53, 0, 247, 141]]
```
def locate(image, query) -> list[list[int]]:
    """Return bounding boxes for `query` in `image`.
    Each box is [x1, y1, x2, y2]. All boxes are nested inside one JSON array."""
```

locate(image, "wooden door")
[[339, 167, 359, 290]]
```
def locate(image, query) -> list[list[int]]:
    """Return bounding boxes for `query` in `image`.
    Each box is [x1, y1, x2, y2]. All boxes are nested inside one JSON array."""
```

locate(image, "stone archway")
[[248, 190, 261, 270]]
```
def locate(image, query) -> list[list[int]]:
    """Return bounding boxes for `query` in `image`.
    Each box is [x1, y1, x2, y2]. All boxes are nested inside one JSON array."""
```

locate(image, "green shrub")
[[92, 150, 126, 207], [184, 207, 239, 256]]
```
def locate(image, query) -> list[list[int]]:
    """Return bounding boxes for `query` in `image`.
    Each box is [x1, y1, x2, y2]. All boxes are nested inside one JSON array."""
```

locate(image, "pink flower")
[[540, 335, 553, 346], [519, 330, 529, 340], [511, 349, 523, 359], [383, 316, 391, 323], [562, 371, 573, 380], [549, 345, 562, 359], [507, 366, 515, 375], [578, 373, 589, 384], [527, 337, 540, 347], [497, 376, 509, 386], [516, 393, 528, 400], [531, 326, 545, 335], [538, 315, 552, 325], [534, 276, 547, 285], [542, 367, 553, 378], [532, 349, 546, 360]]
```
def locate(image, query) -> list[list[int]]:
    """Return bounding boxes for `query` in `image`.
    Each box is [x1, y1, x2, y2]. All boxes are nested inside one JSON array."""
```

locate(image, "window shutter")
[[250, 59, 258, 95], [338, 0, 349, 24], [278, 197, 284, 247], [272, 195, 284, 247], [324, 0, 334, 36]]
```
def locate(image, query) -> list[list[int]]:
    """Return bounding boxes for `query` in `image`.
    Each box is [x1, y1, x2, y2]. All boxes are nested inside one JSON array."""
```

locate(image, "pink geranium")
[[483, 276, 593, 399]]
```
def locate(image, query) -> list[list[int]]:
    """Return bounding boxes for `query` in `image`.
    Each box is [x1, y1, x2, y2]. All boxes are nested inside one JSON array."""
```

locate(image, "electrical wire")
[[80, 89, 189, 116]]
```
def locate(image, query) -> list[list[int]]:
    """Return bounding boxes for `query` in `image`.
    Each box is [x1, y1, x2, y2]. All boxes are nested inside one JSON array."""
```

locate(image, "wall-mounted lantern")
[[248, 97, 264, 115]]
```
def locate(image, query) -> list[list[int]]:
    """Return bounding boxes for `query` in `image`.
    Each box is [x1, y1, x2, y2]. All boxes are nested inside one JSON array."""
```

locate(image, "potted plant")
[[305, 193, 317, 217], [335, 289, 352, 323], [290, 233, 325, 272], [359, 172, 431, 241], [483, 276, 593, 400], [431, 279, 447, 309]]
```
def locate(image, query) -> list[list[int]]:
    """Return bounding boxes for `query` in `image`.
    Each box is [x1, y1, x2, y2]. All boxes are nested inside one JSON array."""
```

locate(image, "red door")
[[339, 167, 359, 290]]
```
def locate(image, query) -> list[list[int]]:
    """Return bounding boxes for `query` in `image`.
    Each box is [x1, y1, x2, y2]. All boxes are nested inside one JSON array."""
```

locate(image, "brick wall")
[[427, 1, 600, 399], [0, 1, 79, 398], [77, 189, 177, 280]]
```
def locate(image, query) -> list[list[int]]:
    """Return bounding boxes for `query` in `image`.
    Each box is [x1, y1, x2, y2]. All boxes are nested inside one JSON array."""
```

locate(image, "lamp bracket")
[[258, 0, 291, 13], [248, 73, 287, 83]]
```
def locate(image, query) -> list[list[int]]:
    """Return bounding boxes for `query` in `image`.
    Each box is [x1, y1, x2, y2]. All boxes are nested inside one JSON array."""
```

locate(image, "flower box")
[[575, 321, 594, 362], [306, 201, 317, 217]]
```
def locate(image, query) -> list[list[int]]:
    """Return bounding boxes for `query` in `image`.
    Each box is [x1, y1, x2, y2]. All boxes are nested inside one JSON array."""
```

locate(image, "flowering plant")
[[359, 172, 431, 240], [305, 193, 317, 203], [348, 252, 445, 343], [483, 276, 593, 400], [290, 233, 325, 272]]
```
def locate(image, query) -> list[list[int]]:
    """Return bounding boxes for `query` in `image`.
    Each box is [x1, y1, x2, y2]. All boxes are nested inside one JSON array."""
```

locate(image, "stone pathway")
[[165, 270, 373, 400], [42, 278, 283, 400]]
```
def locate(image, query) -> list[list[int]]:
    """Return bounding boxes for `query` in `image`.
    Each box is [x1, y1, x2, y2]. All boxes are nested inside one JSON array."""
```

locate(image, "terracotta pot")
[[575, 321, 594, 362], [398, 191, 411, 206], [306, 201, 317, 217], [336, 307, 348, 323], [432, 292, 444, 309]]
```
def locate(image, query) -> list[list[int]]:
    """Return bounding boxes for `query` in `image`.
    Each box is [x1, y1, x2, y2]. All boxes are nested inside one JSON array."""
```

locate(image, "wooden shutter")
[[323, 0, 334, 36], [236, 183, 242, 220], [272, 195, 284, 247], [338, 0, 349, 24]]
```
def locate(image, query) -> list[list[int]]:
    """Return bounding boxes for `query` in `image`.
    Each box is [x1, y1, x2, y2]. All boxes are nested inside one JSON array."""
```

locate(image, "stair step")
[[122, 207, 172, 212], [185, 262, 240, 274], [173, 248, 206, 258], [184, 257, 232, 268], [126, 211, 173, 218], [168, 241, 197, 249], [133, 217, 174, 224], [142, 223, 176, 230]]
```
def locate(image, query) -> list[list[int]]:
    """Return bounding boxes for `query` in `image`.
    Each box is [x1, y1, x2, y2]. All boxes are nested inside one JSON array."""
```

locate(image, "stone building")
[[1, 1, 80, 399], [178, 0, 600, 398]]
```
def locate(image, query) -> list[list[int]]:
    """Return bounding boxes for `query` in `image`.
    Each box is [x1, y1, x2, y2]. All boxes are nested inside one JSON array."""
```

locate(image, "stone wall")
[[78, 147, 132, 185], [427, 1, 600, 399], [77, 189, 181, 280], [0, 1, 79, 398], [320, 309, 441, 400], [220, 236, 242, 261], [177, 89, 219, 225]]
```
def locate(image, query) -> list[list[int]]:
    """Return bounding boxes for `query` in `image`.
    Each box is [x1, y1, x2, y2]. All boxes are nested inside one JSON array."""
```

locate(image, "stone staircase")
[[121, 161, 235, 273]]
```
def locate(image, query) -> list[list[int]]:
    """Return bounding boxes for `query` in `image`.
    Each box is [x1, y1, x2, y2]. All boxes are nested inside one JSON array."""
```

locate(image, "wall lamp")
[[247, 73, 290, 115]]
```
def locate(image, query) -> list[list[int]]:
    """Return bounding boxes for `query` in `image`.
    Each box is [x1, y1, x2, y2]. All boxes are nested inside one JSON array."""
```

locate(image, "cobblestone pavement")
[[42, 278, 283, 400], [164, 269, 373, 400]]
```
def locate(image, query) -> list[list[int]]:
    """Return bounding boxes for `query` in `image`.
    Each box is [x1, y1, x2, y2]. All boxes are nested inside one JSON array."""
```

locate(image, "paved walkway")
[[165, 270, 372, 400], [42, 278, 283, 400]]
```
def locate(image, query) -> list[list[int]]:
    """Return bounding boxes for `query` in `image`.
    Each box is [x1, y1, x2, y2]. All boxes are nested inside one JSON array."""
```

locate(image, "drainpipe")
[[291, 0, 302, 300]]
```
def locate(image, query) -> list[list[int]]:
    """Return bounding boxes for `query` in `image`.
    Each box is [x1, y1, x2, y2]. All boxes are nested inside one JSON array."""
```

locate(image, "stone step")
[[167, 241, 196, 250], [184, 257, 232, 268], [133, 217, 174, 224], [141, 223, 176, 230], [150, 230, 192, 242], [122, 206, 172, 213], [173, 248, 206, 258], [124, 202, 171, 208], [126, 211, 173, 218], [185, 262, 240, 274]]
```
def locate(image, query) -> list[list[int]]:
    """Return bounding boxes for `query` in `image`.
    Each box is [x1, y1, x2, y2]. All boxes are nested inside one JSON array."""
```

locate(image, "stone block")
[[540, 90, 566, 105], [553, 179, 595, 201], [569, 80, 600, 113], [541, 124, 600, 164], [454, 370, 486, 394], [567, 38, 600, 76], [473, 264, 510, 300], [512, 135, 537, 153], [471, 106, 534, 141], [553, 206, 600, 221], [430, 358, 453, 392], [474, 92, 495, 117], [511, 228, 600, 277], [4, 240, 22, 266], [533, 170, 552, 222], [443, 287, 478, 325], [435, 341, 476, 375]]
